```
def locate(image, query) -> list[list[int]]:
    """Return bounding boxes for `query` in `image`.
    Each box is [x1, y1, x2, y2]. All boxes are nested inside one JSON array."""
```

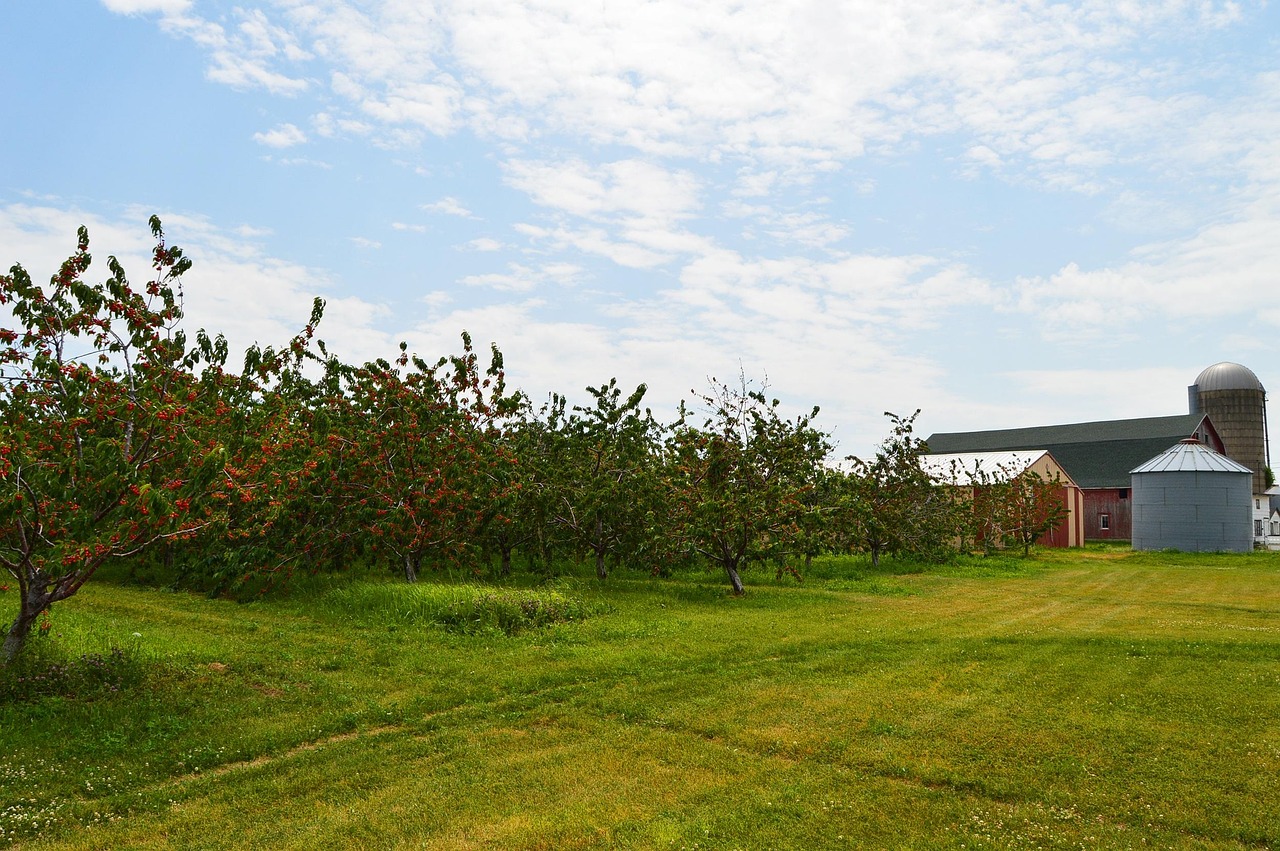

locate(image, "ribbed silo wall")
[[1197, 388, 1267, 494], [1131, 470, 1253, 552]]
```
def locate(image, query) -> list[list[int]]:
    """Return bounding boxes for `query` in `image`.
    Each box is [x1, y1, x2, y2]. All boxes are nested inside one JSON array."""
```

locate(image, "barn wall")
[[1084, 488, 1132, 540], [967, 480, 1082, 549], [1073, 487, 1085, 545], [1026, 455, 1084, 548], [1039, 487, 1071, 547]]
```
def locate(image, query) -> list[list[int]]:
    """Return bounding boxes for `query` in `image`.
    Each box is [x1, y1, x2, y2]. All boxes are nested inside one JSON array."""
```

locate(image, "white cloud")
[[0, 203, 394, 368], [275, 157, 333, 169], [502, 158, 707, 270], [237, 8, 312, 63], [421, 290, 453, 309], [408, 265, 963, 455], [459, 261, 583, 293], [961, 144, 1002, 175], [121, 0, 1276, 196], [311, 112, 358, 138], [1014, 188, 1280, 339], [349, 236, 382, 249], [233, 224, 272, 239], [762, 212, 850, 250], [391, 222, 428, 233], [357, 80, 462, 136], [253, 123, 307, 148], [421, 197, 474, 218], [733, 170, 778, 197], [1003, 367, 1196, 424], [517, 223, 674, 269], [138, 8, 310, 96], [100, 0, 189, 14], [504, 158, 701, 222], [206, 58, 308, 95]]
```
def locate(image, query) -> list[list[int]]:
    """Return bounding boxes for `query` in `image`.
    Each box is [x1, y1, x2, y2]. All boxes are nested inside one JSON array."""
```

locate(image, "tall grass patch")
[[315, 581, 606, 635]]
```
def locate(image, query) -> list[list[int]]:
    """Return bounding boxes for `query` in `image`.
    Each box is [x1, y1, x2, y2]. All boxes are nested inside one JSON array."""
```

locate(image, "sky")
[[2, 0, 1278, 460]]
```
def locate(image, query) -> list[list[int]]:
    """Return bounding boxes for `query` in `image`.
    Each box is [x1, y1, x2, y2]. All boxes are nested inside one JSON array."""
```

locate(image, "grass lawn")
[[2, 548, 1279, 849]]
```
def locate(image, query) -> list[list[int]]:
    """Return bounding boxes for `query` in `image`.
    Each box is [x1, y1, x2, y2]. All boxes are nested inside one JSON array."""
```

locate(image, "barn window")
[[1100, 514, 1110, 531], [1118, 488, 1129, 500]]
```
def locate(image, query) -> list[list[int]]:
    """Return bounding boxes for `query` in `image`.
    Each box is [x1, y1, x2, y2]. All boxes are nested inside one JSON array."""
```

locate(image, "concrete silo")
[[1130, 439, 1254, 552], [1188, 362, 1269, 495]]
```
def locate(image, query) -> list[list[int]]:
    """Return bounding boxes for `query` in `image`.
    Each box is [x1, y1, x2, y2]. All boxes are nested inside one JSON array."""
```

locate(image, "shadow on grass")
[[0, 643, 149, 706]]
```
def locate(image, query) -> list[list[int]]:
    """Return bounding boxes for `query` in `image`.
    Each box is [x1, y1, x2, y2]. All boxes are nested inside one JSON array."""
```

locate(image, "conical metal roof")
[[1130, 439, 1252, 475], [1193, 362, 1265, 392]]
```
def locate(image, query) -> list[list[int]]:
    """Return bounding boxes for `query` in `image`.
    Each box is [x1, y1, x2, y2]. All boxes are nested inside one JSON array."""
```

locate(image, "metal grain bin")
[[1130, 439, 1254, 552]]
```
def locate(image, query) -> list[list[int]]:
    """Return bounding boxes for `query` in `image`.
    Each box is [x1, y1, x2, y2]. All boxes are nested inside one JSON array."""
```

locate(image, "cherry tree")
[[1, 219, 224, 663], [667, 376, 830, 595]]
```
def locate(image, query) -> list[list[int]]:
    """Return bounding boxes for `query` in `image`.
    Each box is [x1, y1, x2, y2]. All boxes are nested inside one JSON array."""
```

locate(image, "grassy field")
[[2, 548, 1279, 849]]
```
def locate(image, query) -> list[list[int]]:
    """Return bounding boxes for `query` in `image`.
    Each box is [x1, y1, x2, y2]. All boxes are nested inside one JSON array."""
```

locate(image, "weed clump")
[[319, 582, 605, 635], [435, 588, 594, 635], [0, 646, 146, 704]]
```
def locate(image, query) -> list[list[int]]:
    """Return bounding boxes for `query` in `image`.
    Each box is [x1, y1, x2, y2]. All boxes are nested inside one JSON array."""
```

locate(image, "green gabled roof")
[[925, 414, 1211, 489]]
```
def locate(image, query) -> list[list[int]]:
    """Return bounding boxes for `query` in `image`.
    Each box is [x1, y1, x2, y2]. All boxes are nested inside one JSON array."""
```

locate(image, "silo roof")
[[1131, 439, 1252, 475], [1193, 362, 1265, 392]]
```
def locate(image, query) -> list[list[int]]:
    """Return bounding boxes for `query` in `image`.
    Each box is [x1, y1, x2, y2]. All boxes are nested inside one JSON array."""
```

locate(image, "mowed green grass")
[[3, 550, 1279, 849]]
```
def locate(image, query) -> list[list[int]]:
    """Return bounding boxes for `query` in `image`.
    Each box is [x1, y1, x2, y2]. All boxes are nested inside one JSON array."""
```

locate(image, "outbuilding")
[[1130, 439, 1254, 553]]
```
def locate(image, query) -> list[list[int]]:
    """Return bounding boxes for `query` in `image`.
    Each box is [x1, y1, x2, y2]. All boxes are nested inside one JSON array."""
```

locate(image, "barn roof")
[[921, 450, 1078, 487], [925, 414, 1214, 489]]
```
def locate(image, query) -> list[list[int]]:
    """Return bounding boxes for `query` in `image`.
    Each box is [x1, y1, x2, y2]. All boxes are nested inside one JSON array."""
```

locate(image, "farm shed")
[[921, 449, 1085, 548], [1130, 439, 1254, 553]]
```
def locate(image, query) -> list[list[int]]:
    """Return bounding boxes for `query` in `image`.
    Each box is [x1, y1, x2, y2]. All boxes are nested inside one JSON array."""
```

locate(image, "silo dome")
[[1193, 362, 1265, 392]]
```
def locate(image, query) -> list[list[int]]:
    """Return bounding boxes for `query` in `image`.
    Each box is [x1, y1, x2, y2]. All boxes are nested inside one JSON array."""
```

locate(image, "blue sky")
[[3, 0, 1278, 458]]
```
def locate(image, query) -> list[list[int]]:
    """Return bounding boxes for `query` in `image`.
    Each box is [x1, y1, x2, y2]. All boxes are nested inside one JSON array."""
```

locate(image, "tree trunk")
[[2, 586, 48, 666], [593, 517, 608, 580], [403, 553, 419, 583], [804, 552, 813, 570], [500, 545, 512, 577], [538, 528, 554, 572], [724, 562, 745, 596]]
